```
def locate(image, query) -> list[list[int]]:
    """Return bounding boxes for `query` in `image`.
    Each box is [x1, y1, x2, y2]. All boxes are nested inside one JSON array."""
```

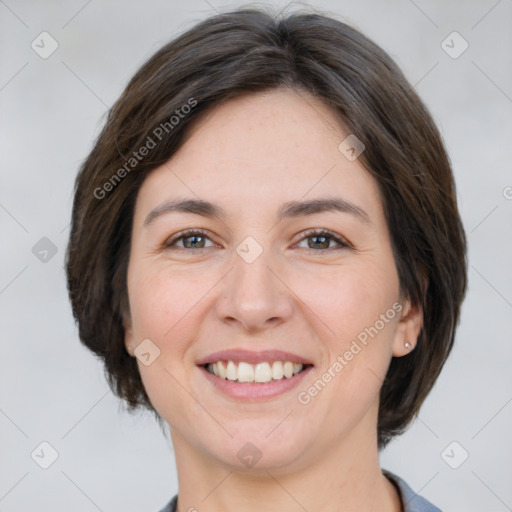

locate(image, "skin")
[[124, 88, 423, 512]]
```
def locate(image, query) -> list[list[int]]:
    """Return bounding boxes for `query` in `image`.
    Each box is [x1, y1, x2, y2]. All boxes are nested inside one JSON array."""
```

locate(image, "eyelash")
[[163, 228, 351, 252]]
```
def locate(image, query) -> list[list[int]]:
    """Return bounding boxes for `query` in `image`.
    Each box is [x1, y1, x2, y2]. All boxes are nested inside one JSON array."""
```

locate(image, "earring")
[[127, 346, 133, 354], [404, 341, 413, 350]]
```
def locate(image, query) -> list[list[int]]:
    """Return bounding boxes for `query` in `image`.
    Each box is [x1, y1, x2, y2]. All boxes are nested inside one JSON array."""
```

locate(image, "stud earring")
[[404, 341, 413, 350]]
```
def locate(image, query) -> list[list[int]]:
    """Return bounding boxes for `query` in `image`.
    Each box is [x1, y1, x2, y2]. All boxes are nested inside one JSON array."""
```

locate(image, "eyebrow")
[[143, 197, 371, 226]]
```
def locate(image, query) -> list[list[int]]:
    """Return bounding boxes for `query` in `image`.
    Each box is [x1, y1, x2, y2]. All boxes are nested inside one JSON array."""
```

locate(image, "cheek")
[[127, 267, 207, 418], [294, 259, 399, 403], [126, 267, 191, 377], [128, 264, 206, 342], [291, 258, 399, 344]]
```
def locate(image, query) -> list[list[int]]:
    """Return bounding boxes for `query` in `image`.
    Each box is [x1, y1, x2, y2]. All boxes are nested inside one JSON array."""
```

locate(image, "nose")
[[215, 248, 294, 334]]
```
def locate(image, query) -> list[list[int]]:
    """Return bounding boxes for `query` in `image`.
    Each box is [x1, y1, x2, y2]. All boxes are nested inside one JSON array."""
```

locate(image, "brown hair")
[[65, 7, 467, 449]]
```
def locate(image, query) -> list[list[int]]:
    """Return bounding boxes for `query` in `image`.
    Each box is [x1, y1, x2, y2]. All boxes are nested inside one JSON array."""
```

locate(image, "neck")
[[170, 423, 402, 512]]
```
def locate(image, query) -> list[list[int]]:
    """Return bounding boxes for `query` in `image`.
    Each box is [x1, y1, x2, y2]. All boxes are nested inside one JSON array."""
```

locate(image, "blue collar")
[[158, 470, 442, 512]]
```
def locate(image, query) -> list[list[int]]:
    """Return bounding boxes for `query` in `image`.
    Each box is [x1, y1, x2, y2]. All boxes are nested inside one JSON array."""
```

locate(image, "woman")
[[65, 7, 467, 512]]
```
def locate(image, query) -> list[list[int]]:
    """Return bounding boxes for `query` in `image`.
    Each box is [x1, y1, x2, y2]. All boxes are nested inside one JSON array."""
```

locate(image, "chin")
[[201, 429, 310, 474]]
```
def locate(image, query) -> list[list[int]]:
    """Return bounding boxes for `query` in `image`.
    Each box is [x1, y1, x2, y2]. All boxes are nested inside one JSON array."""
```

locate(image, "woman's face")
[[124, 89, 422, 472]]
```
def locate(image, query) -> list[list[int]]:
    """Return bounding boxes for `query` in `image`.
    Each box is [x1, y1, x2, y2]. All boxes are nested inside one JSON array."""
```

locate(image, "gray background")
[[1, 0, 511, 510]]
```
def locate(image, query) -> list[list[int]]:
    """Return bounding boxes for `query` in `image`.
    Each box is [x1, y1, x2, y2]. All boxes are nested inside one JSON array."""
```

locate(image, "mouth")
[[196, 349, 314, 400], [202, 360, 313, 383]]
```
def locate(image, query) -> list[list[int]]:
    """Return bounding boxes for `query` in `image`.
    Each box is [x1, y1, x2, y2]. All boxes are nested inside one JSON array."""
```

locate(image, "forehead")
[[135, 89, 383, 225]]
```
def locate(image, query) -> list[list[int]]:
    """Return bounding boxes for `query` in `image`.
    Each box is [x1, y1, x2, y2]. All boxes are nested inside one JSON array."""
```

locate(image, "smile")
[[205, 360, 310, 383], [196, 349, 314, 400]]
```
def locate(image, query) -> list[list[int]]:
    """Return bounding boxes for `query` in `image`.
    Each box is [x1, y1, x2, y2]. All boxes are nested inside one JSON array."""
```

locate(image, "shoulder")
[[157, 494, 177, 512], [383, 469, 443, 512]]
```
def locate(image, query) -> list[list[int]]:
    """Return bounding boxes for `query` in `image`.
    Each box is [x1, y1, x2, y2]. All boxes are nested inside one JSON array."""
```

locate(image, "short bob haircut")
[[65, 7, 467, 449]]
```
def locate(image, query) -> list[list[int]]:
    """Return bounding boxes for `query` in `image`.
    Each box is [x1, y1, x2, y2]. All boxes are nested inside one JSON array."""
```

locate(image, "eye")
[[295, 229, 351, 251], [163, 229, 215, 250], [163, 228, 351, 252]]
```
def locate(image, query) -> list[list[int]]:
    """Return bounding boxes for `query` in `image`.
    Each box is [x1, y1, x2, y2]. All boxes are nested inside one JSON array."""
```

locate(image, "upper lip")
[[196, 349, 314, 366]]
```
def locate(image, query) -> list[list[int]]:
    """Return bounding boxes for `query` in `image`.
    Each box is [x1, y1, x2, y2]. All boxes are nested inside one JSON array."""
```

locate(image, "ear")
[[392, 298, 424, 357], [123, 311, 135, 356]]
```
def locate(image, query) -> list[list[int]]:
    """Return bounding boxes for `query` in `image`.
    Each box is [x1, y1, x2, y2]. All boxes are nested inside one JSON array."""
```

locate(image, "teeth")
[[272, 361, 284, 380], [206, 360, 305, 383], [283, 361, 293, 378], [237, 362, 254, 382], [218, 361, 227, 379], [255, 362, 272, 383], [226, 361, 237, 381]]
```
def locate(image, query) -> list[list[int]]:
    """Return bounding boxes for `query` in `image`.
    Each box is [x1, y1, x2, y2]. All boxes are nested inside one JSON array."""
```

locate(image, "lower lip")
[[198, 365, 314, 401]]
